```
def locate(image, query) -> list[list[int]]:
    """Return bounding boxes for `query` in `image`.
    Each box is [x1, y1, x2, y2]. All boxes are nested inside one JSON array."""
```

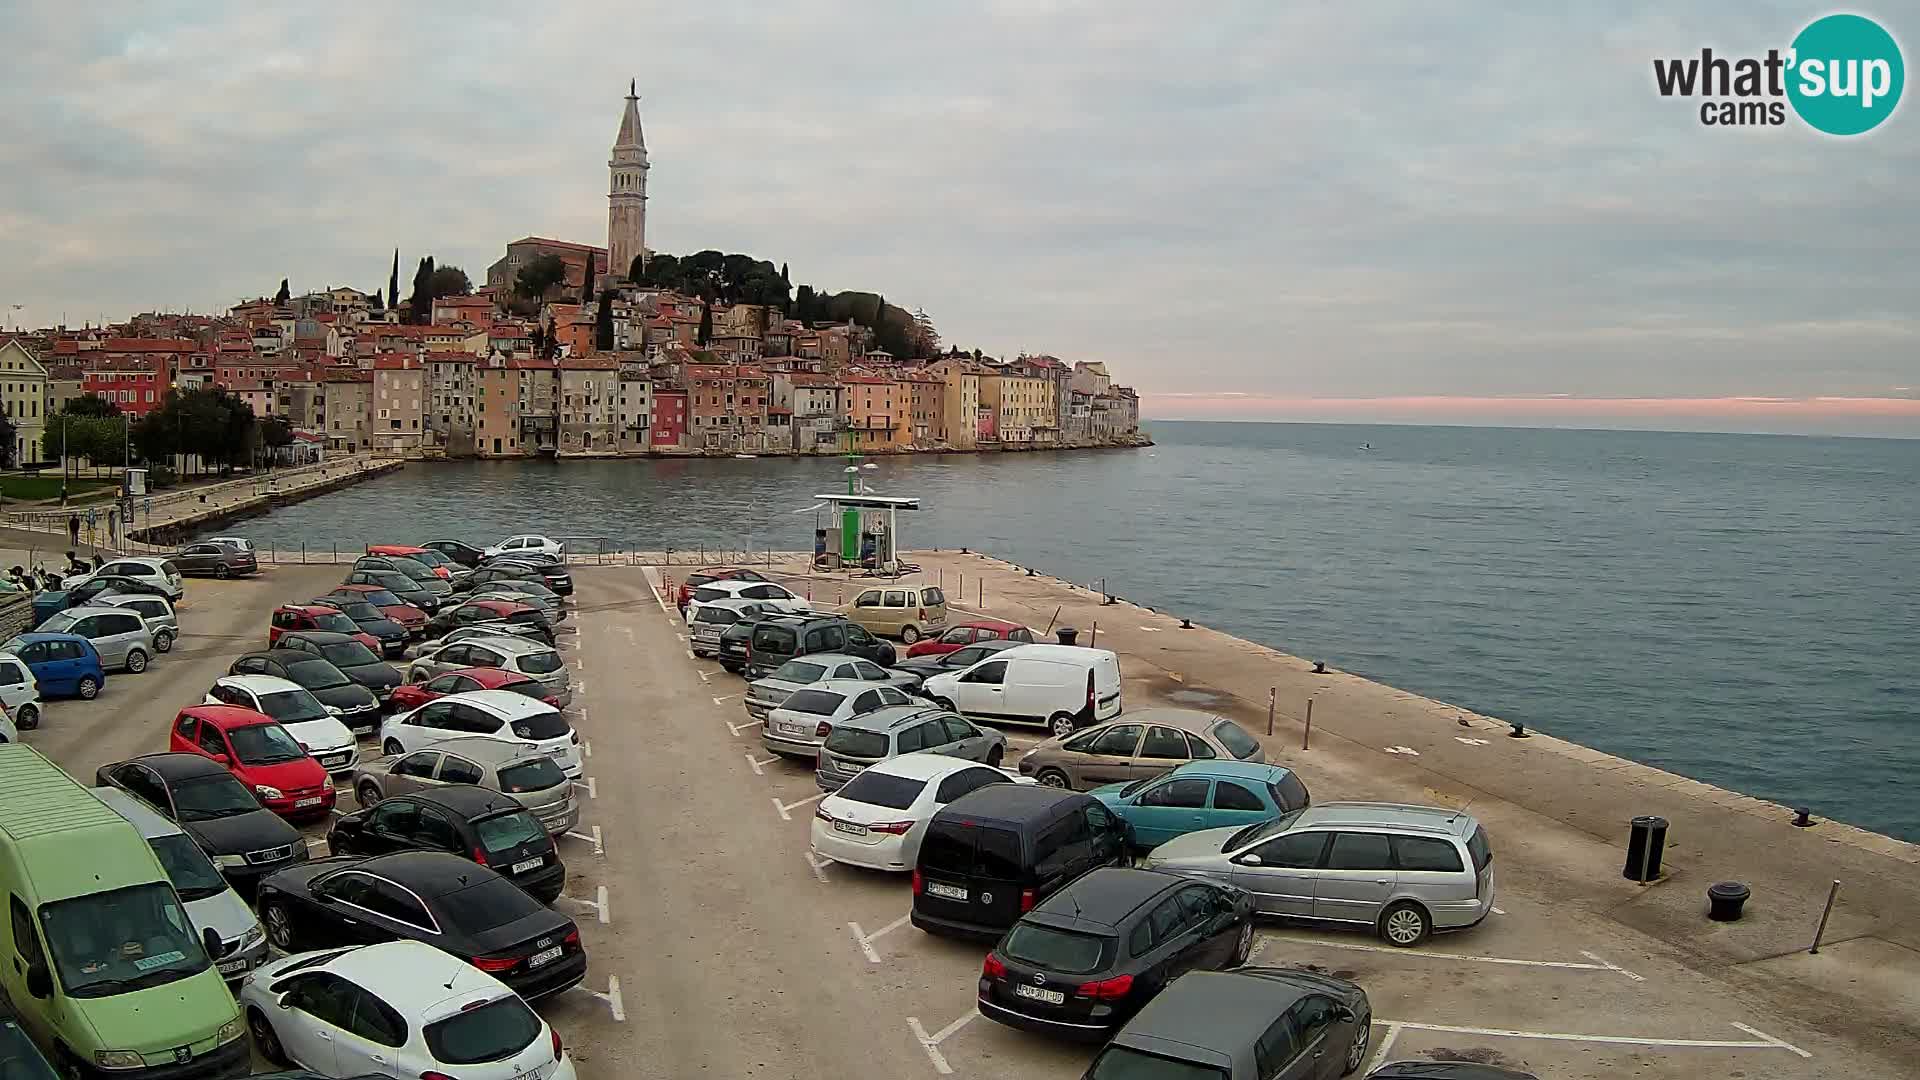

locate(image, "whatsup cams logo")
[[1653, 12, 1904, 134]]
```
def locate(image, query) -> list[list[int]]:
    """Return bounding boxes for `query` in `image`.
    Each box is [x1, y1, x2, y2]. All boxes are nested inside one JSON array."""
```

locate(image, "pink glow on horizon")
[[1141, 393, 1920, 421]]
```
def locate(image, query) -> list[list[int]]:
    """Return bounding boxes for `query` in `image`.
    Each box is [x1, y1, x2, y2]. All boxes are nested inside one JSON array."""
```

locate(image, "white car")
[[484, 534, 563, 560], [205, 535, 255, 553], [380, 689, 583, 778], [204, 674, 359, 776], [407, 637, 572, 707], [762, 678, 915, 759], [811, 753, 1030, 872], [0, 650, 44, 731], [240, 939, 577, 1080], [687, 598, 768, 657], [684, 578, 812, 624], [65, 555, 185, 601], [0, 702, 17, 745]]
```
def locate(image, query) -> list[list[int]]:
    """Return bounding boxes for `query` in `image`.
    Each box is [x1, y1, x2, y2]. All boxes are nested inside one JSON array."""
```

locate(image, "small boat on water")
[[734, 453, 757, 459]]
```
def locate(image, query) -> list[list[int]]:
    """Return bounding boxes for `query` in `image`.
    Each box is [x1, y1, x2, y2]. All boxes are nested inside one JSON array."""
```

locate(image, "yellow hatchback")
[[841, 585, 949, 643]]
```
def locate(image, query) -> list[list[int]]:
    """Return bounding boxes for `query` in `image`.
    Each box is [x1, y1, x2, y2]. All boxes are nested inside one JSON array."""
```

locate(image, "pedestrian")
[[67, 513, 80, 546], [107, 507, 119, 548], [85, 507, 98, 548]]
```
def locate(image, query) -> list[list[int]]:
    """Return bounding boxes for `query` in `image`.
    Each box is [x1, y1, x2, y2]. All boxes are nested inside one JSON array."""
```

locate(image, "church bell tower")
[[607, 80, 649, 284]]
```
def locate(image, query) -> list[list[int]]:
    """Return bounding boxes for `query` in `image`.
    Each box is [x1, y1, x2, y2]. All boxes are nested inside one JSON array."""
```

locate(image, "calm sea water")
[[229, 422, 1920, 841]]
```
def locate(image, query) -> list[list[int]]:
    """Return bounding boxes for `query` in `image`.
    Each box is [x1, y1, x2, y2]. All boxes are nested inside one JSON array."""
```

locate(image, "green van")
[[0, 745, 248, 1080]]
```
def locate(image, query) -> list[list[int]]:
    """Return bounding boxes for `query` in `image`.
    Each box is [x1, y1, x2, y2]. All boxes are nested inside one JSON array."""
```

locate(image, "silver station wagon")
[[350, 736, 579, 835]]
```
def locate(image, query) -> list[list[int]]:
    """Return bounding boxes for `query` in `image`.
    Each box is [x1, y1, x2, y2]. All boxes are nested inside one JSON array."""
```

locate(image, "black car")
[[894, 639, 1023, 680], [912, 785, 1128, 941], [1366, 1065, 1540, 1080], [95, 752, 308, 891], [483, 552, 573, 595], [308, 597, 410, 658], [272, 631, 403, 702], [421, 538, 487, 568], [1083, 968, 1372, 1080], [353, 555, 454, 601], [715, 605, 791, 672], [979, 867, 1256, 1041], [455, 563, 548, 595], [256, 851, 587, 1000], [424, 598, 555, 644], [230, 652, 383, 733], [343, 569, 441, 613], [745, 615, 897, 679], [327, 787, 566, 903]]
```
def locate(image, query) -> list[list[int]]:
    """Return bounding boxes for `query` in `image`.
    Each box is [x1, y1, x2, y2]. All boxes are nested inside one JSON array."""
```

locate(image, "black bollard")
[[1508, 721, 1529, 738], [1707, 881, 1750, 921], [1793, 807, 1815, 827], [1056, 627, 1079, 646], [1625, 816, 1669, 882], [1179, 617, 1192, 629]]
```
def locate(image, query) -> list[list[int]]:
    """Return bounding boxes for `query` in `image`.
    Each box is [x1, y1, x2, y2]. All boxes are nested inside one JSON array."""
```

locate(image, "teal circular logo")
[[1787, 14, 1904, 135]]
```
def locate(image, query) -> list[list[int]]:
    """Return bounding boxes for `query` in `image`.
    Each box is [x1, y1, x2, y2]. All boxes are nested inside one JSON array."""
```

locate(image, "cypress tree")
[[594, 291, 615, 352], [581, 256, 597, 306], [780, 262, 790, 287], [275, 278, 290, 304], [697, 299, 713, 346], [388, 249, 400, 310]]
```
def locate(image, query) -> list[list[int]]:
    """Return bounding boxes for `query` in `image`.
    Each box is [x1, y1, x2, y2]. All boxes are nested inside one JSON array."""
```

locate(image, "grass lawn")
[[0, 474, 123, 501]]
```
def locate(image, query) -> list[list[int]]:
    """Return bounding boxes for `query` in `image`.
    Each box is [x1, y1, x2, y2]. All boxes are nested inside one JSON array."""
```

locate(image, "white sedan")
[[379, 688, 583, 778], [484, 534, 563, 560], [811, 753, 1030, 872], [241, 939, 577, 1080]]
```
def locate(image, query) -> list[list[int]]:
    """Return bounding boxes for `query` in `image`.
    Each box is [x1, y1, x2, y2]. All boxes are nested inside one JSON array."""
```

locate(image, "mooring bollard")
[[1809, 880, 1840, 953], [1301, 696, 1313, 748], [1509, 720, 1529, 738], [1266, 688, 1276, 736], [1707, 881, 1751, 922], [1793, 807, 1815, 828], [1625, 815, 1668, 883]]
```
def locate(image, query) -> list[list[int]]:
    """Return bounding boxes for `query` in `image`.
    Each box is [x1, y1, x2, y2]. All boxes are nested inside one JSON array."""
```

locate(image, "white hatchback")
[[67, 555, 185, 601], [484, 534, 563, 560], [810, 753, 1028, 872], [684, 579, 812, 624], [0, 651, 44, 731], [380, 688, 583, 778], [240, 939, 577, 1080], [204, 674, 359, 776]]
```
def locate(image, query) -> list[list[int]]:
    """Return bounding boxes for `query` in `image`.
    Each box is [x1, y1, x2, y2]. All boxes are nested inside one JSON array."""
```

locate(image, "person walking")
[[107, 506, 119, 549], [84, 507, 98, 549], [67, 512, 80, 546]]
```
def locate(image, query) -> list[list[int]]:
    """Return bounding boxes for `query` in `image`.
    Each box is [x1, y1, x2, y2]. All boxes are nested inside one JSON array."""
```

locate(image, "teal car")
[[1091, 760, 1311, 849]]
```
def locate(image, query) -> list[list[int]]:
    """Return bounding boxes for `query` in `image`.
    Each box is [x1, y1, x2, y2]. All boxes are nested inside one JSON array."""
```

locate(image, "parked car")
[[94, 750, 309, 889], [745, 653, 924, 721], [1018, 709, 1273, 790], [840, 584, 949, 644], [367, 543, 458, 580], [415, 623, 554, 655], [0, 651, 44, 730], [380, 689, 583, 778], [325, 584, 429, 637], [64, 555, 185, 600], [894, 638, 1023, 681], [92, 785, 271, 980], [685, 598, 762, 658], [349, 736, 577, 835], [1139, 802, 1495, 947], [174, 541, 258, 578], [98, 593, 179, 652], [484, 550, 573, 594], [745, 614, 897, 678], [978, 867, 1257, 1041], [470, 580, 565, 622], [255, 851, 587, 999], [0, 707, 14, 744], [905, 618, 1035, 658], [35, 604, 156, 672], [0, 632, 107, 698], [1083, 967, 1372, 1080], [1094, 761, 1312, 850], [1367, 1065, 1541, 1080], [407, 637, 571, 706], [810, 754, 1019, 872], [0, 998, 59, 1079], [762, 679, 917, 760], [29, 573, 170, 625], [816, 705, 1008, 791], [328, 787, 566, 902], [387, 666, 562, 713], [715, 604, 788, 672], [923, 643, 1124, 738], [912, 784, 1129, 940], [273, 630, 405, 702], [424, 597, 555, 645], [205, 675, 360, 776], [420, 537, 488, 568], [483, 534, 564, 560], [307, 596, 411, 657], [455, 562, 548, 596], [686, 579, 811, 623], [343, 568, 442, 613], [271, 603, 384, 654], [676, 566, 767, 612], [354, 555, 454, 601], [240, 940, 579, 1080], [167, 705, 336, 821], [229, 652, 383, 734], [204, 535, 255, 553]]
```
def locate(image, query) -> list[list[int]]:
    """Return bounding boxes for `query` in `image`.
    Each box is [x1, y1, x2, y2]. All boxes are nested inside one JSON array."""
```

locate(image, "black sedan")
[[894, 639, 1023, 680], [483, 552, 573, 595], [307, 596, 410, 658], [979, 868, 1255, 1042], [343, 569, 441, 613], [421, 538, 487, 568], [229, 651, 383, 734], [256, 851, 587, 1000], [327, 787, 566, 903], [453, 562, 548, 595], [95, 753, 308, 891], [271, 631, 403, 702]]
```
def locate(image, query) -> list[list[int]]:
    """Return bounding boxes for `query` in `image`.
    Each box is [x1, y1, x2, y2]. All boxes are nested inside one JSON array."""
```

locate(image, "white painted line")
[[1382, 1020, 1812, 1056], [595, 883, 609, 925], [685, 649, 695, 660], [848, 922, 883, 964], [1492, 906, 1507, 915], [711, 692, 744, 703], [1384, 745, 1421, 756], [1455, 737, 1490, 746], [584, 977, 627, 1022], [745, 752, 780, 775], [695, 668, 718, 683], [907, 1011, 978, 1076], [1579, 950, 1646, 982], [573, 777, 597, 799], [676, 633, 686, 642], [564, 826, 604, 855], [1366, 1022, 1401, 1074], [582, 740, 592, 758], [1268, 936, 1635, 977], [806, 851, 831, 883], [305, 838, 327, 851], [772, 792, 826, 821], [728, 718, 760, 736]]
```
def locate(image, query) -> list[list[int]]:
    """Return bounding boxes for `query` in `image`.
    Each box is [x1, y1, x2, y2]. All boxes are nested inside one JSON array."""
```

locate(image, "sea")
[[227, 421, 1920, 842]]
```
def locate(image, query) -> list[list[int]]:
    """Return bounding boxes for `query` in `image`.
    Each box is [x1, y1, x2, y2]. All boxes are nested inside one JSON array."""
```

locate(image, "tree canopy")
[[637, 251, 790, 307], [515, 254, 569, 299], [65, 394, 121, 418], [129, 388, 258, 475]]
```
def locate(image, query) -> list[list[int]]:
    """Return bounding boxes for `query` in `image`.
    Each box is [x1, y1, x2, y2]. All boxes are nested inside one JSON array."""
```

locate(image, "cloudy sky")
[[3, 2, 1916, 435]]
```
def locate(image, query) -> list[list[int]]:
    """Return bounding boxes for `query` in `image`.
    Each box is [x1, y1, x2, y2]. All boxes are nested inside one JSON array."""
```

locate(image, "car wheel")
[[330, 834, 352, 856], [1048, 712, 1078, 739], [1036, 768, 1070, 789], [214, 564, 231, 579], [383, 738, 404, 755], [357, 782, 382, 808], [15, 704, 37, 730], [411, 669, 429, 683], [154, 630, 174, 653], [125, 649, 148, 674], [262, 901, 297, 951], [1232, 920, 1253, 966], [933, 696, 955, 712], [77, 676, 99, 700], [1342, 1009, 1372, 1074], [985, 745, 1005, 767], [1380, 901, 1431, 947], [249, 1008, 290, 1067], [900, 625, 920, 644]]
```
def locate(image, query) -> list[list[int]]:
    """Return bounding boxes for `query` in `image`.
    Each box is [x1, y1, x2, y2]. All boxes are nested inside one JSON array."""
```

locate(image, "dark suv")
[[912, 784, 1127, 940], [745, 615, 896, 678]]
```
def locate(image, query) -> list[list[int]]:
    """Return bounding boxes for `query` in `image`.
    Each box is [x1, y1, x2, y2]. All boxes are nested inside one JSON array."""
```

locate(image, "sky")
[[2, 2, 1917, 436]]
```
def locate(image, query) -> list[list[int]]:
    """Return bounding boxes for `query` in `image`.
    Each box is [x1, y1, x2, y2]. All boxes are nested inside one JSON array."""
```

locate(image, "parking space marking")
[[712, 692, 744, 704], [745, 752, 781, 775], [1492, 906, 1507, 915], [1253, 935, 1642, 980], [848, 913, 912, 964], [695, 668, 720, 682], [1578, 950, 1646, 982], [676, 633, 686, 642], [685, 648, 695, 660], [557, 885, 611, 925], [580, 976, 627, 1022], [906, 1011, 978, 1076], [728, 718, 760, 736], [1382, 1019, 1810, 1057], [573, 777, 597, 799], [806, 851, 831, 883], [582, 739, 593, 757], [772, 792, 826, 821], [564, 825, 604, 855], [305, 838, 327, 851], [1366, 1023, 1402, 1073]]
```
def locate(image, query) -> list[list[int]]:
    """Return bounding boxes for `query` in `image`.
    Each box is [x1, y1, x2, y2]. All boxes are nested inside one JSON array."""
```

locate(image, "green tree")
[[697, 299, 713, 346], [260, 416, 294, 461], [408, 257, 433, 323], [427, 265, 472, 299], [581, 256, 596, 307], [65, 394, 120, 418], [594, 291, 615, 352], [794, 285, 815, 322], [388, 248, 400, 310], [0, 413, 16, 468], [780, 262, 790, 287], [275, 278, 290, 304], [514, 254, 568, 299]]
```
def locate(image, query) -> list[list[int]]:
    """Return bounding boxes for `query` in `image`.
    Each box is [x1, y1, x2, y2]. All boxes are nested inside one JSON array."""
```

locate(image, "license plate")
[[528, 945, 563, 968], [512, 856, 544, 874], [217, 959, 247, 975], [294, 797, 322, 808], [832, 820, 867, 837], [927, 882, 968, 901], [1015, 983, 1065, 1005]]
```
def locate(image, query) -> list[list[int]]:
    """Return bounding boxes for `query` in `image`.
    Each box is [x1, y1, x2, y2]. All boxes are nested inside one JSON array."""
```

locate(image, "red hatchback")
[[367, 543, 454, 580], [328, 583, 428, 635], [169, 704, 336, 822], [386, 666, 562, 712], [270, 604, 383, 654], [677, 567, 768, 612], [904, 618, 1038, 658]]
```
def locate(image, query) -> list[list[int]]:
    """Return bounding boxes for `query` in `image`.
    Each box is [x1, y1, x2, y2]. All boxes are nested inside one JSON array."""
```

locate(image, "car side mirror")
[[1333, 1005, 1358, 1023], [202, 927, 222, 960], [1237, 853, 1263, 867], [212, 754, 230, 766], [25, 962, 51, 999], [325, 705, 343, 717]]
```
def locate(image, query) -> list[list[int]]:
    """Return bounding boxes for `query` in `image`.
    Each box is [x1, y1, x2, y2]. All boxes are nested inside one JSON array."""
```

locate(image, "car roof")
[[1118, 968, 1345, 1050], [51, 604, 146, 619], [181, 704, 276, 729], [443, 635, 549, 656], [280, 630, 356, 644], [215, 674, 305, 695], [1292, 801, 1478, 837], [693, 597, 766, 613], [861, 753, 1002, 782], [1171, 760, 1296, 783], [367, 544, 428, 554], [955, 618, 1022, 631], [105, 556, 169, 570], [780, 652, 872, 667], [696, 579, 772, 593], [333, 850, 491, 895], [399, 785, 528, 819], [1102, 708, 1230, 733], [444, 688, 561, 719], [124, 751, 234, 780], [276, 604, 337, 615], [810, 678, 889, 696], [9, 632, 88, 644], [101, 594, 171, 609], [442, 667, 539, 686], [1029, 867, 1178, 931], [940, 782, 1083, 826], [309, 940, 493, 1003], [991, 643, 1118, 663], [92, 785, 188, 839], [833, 704, 950, 732], [417, 736, 546, 764]]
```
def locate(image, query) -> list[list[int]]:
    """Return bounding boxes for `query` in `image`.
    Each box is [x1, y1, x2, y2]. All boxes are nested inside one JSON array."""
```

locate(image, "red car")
[[327, 583, 428, 635], [677, 566, 768, 612], [169, 704, 336, 822], [386, 666, 562, 712], [270, 604, 383, 654], [904, 618, 1038, 658], [367, 543, 454, 580]]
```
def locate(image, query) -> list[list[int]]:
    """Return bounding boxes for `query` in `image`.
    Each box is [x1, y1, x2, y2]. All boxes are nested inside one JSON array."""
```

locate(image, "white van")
[[921, 643, 1123, 738]]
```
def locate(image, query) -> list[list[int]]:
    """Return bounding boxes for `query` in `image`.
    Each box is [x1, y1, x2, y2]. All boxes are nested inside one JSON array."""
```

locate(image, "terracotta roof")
[[320, 369, 373, 384], [102, 337, 195, 352], [684, 364, 769, 381], [508, 236, 608, 255], [372, 355, 420, 371], [558, 356, 618, 370]]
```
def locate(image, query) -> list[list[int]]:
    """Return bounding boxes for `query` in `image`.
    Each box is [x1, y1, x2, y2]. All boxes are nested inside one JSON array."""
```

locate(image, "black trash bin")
[[1707, 881, 1750, 921], [1624, 815, 1668, 881], [1056, 627, 1079, 646]]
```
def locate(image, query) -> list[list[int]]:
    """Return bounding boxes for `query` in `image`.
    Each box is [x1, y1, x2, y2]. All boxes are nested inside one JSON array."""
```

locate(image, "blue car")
[[1091, 760, 1312, 850], [1, 632, 108, 699]]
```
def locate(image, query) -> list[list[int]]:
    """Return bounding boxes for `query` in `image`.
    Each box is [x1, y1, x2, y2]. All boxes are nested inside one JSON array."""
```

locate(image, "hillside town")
[[0, 87, 1144, 464]]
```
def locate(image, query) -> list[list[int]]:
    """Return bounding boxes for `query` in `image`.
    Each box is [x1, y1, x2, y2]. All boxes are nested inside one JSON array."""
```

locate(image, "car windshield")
[[389, 560, 435, 582], [333, 601, 382, 621], [834, 771, 926, 810], [36, 613, 79, 633], [823, 728, 890, 758], [284, 659, 351, 690], [320, 640, 381, 667], [171, 774, 265, 821], [779, 689, 845, 716], [434, 876, 545, 935], [311, 612, 359, 635], [1119, 767, 1176, 799], [1226, 808, 1306, 851], [256, 689, 329, 724], [509, 711, 569, 741], [499, 757, 567, 793], [1002, 923, 1113, 975], [423, 996, 542, 1065], [751, 625, 797, 653], [770, 660, 827, 684], [1211, 720, 1263, 760], [409, 550, 449, 568], [148, 834, 230, 902], [516, 650, 562, 675], [39, 882, 210, 999], [1087, 1046, 1227, 1079], [359, 589, 405, 607], [228, 723, 307, 765], [473, 810, 547, 855], [695, 608, 738, 625]]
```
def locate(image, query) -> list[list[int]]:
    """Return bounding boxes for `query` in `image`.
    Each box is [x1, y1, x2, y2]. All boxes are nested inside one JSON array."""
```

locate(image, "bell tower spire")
[[608, 80, 649, 283]]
